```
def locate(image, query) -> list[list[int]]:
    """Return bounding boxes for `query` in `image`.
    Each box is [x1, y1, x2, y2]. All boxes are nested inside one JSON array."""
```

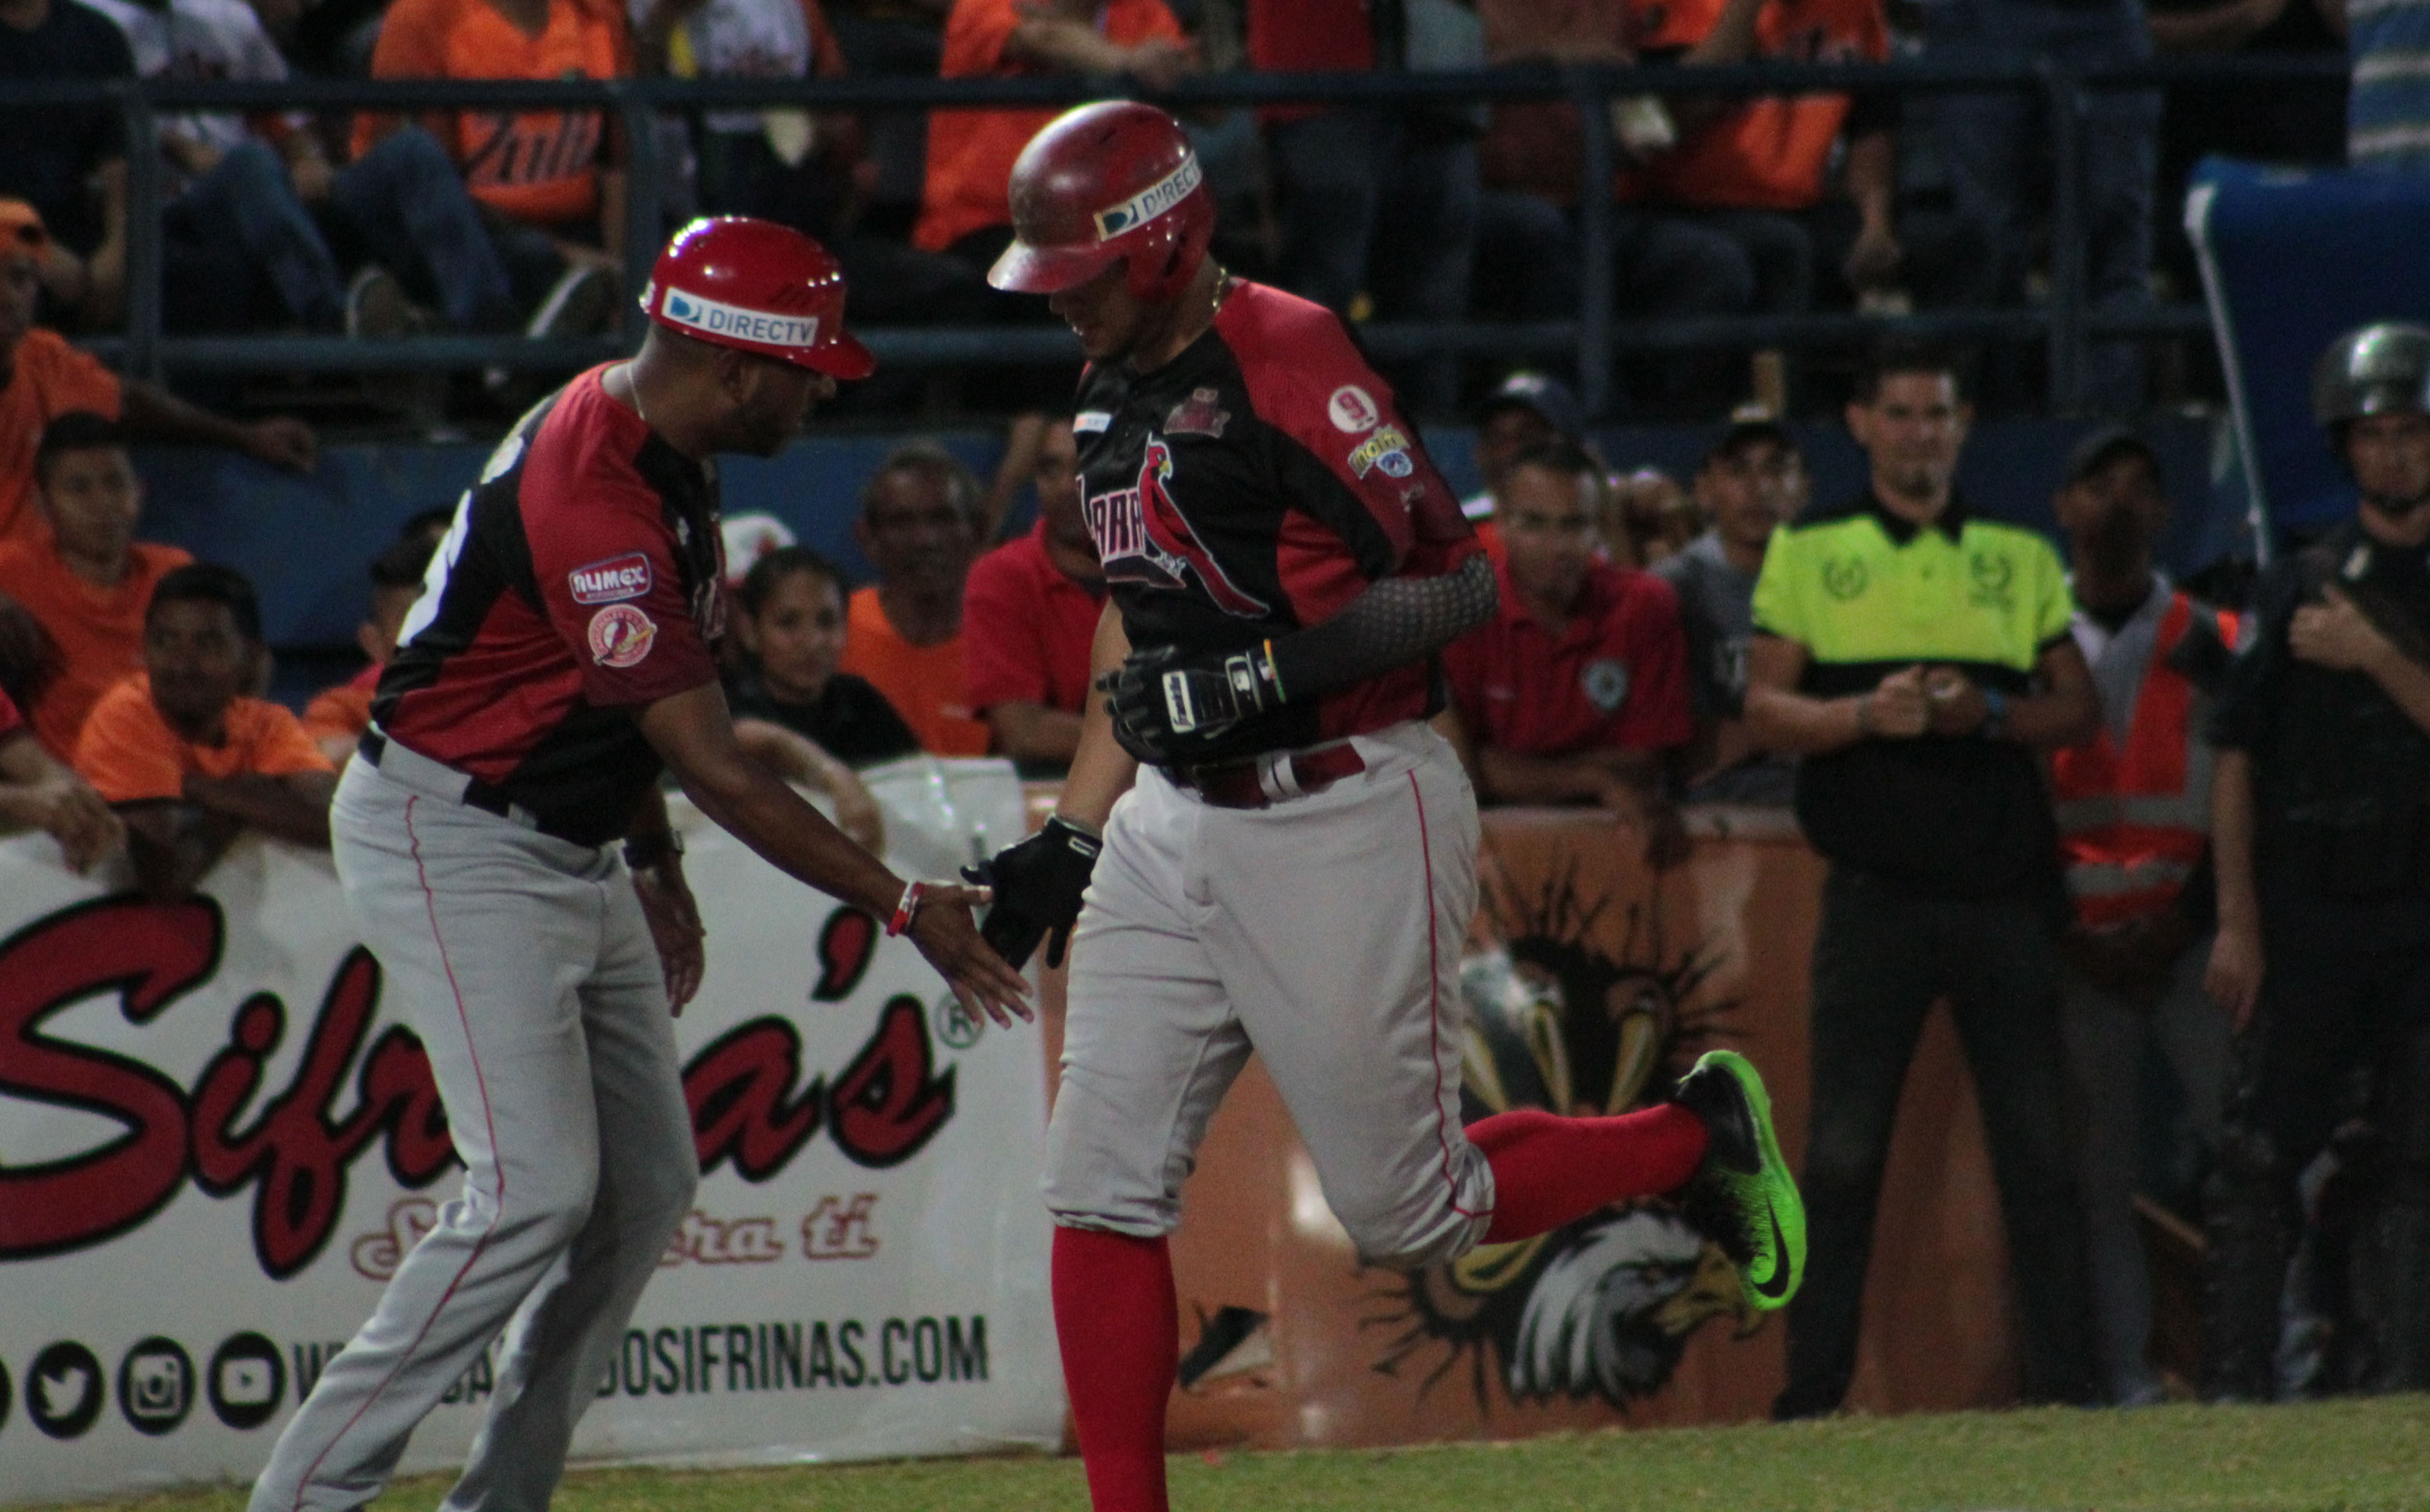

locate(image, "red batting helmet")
[[641, 216, 874, 379], [988, 101, 1214, 303]]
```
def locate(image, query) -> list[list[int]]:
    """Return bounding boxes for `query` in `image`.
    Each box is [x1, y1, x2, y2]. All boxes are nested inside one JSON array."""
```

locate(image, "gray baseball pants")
[[250, 755, 697, 1512], [1043, 720, 1496, 1270]]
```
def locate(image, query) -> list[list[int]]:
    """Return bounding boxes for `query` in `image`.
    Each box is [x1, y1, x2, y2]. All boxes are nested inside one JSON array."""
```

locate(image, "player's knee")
[[1337, 1196, 1482, 1273]]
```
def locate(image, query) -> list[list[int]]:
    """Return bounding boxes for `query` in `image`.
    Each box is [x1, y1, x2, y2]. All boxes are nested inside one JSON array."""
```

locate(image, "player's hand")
[[242, 417, 319, 474], [1922, 665, 1989, 736], [961, 816, 1100, 970], [2205, 922, 2264, 1030], [906, 883, 1035, 1028], [29, 776, 121, 873], [632, 859, 707, 1015], [1862, 665, 1932, 738], [2290, 587, 2393, 674], [1102, 643, 1280, 763]]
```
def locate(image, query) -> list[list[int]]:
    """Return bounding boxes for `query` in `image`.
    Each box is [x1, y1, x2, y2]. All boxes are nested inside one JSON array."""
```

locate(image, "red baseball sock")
[[1052, 1225, 1178, 1512], [1471, 1103, 1709, 1244]]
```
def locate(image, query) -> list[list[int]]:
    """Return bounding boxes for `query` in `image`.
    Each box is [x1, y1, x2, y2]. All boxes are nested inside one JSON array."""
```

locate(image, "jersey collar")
[[1816, 487, 1970, 544]]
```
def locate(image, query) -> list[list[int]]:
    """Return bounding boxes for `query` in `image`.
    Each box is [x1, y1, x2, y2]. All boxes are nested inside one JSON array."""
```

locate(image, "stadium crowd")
[[0, 0, 2421, 1433], [0, 0, 2369, 420]]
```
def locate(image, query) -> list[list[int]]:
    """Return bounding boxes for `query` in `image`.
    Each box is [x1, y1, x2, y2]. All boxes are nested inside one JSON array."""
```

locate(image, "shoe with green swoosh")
[[1672, 1049, 1805, 1311]]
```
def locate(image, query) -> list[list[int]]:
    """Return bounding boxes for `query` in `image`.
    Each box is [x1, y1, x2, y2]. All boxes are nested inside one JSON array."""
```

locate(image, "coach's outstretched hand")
[[908, 883, 1036, 1028], [962, 817, 1100, 971]]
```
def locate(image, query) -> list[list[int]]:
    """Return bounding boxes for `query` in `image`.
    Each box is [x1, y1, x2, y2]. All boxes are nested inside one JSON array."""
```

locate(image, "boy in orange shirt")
[[0, 412, 194, 758], [77, 563, 336, 900]]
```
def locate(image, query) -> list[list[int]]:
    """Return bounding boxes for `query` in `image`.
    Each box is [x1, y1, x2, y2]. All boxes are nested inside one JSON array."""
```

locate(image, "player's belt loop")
[[358, 730, 544, 832]]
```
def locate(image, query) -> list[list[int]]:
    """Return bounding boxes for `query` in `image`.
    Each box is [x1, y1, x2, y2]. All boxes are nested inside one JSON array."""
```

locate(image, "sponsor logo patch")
[[660, 289, 819, 350], [1377, 449, 1414, 478], [1074, 410, 1113, 434], [1163, 387, 1230, 439], [1329, 385, 1381, 433], [569, 552, 653, 606], [589, 604, 658, 669], [1091, 155, 1204, 240], [1348, 426, 1413, 478]]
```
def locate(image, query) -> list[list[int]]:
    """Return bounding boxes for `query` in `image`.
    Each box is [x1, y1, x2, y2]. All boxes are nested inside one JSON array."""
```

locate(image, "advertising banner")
[[0, 759, 1063, 1506]]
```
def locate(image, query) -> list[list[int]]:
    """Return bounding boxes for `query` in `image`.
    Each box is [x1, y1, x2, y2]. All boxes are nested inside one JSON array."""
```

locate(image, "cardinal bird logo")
[[1090, 434, 1271, 617]]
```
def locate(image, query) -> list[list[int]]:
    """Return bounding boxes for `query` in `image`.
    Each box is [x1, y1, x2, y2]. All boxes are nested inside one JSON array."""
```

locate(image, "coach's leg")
[[1948, 897, 2097, 1406], [1047, 772, 1249, 1512], [1774, 867, 1941, 1419], [442, 860, 697, 1512], [252, 777, 611, 1512]]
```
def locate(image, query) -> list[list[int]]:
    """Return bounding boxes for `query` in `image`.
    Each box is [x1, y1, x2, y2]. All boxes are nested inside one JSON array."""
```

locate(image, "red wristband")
[[886, 881, 927, 938]]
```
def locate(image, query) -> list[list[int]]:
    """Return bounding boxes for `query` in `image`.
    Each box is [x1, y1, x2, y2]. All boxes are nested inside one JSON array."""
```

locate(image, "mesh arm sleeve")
[[1267, 554, 1497, 703]]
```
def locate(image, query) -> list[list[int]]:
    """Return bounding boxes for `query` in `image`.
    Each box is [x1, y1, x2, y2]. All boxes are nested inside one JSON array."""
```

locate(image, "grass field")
[[58, 1398, 2430, 1512]]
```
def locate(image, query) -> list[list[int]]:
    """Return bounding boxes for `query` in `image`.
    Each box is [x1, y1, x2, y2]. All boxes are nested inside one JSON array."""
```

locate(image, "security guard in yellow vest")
[[1747, 341, 2103, 1417]]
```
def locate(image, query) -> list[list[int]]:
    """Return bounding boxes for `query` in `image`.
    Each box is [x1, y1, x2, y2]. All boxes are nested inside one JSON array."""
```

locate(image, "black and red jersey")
[[1069, 279, 1478, 761], [373, 365, 724, 845]]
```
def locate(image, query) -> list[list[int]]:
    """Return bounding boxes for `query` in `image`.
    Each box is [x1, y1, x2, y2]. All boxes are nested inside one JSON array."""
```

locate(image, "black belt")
[[1172, 743, 1367, 809], [356, 730, 543, 832]]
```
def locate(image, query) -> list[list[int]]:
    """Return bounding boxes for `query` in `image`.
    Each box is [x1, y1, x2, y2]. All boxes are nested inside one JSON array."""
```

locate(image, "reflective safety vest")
[[2049, 591, 2235, 929]]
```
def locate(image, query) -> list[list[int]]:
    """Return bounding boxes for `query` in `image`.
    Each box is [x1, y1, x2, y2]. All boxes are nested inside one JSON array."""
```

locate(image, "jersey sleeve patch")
[[569, 552, 653, 605]]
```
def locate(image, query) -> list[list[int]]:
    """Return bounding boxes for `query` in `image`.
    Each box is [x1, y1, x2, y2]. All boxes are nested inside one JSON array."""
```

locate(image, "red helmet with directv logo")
[[641, 216, 874, 379], [988, 101, 1214, 303]]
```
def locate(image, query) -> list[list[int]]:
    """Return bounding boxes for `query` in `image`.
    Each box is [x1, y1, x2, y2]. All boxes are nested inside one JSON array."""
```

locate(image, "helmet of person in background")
[[641, 216, 874, 379], [2311, 322, 2430, 431], [987, 101, 1215, 303]]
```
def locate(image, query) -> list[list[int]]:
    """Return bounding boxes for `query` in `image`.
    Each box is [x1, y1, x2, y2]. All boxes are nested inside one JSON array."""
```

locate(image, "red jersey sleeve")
[[527, 465, 720, 711], [1611, 574, 1695, 751], [1226, 286, 1477, 615]]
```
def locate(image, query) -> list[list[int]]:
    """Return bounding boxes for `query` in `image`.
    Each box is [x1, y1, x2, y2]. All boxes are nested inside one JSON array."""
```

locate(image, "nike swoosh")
[[1752, 1203, 1794, 1302]]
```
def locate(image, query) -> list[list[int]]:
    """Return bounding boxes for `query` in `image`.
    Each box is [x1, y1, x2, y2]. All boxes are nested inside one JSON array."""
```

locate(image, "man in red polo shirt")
[[1443, 437, 1693, 862], [963, 415, 1102, 769]]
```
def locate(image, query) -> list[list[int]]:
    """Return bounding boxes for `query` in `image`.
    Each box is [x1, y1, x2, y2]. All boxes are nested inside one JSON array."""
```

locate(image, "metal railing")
[[0, 53, 2348, 417]]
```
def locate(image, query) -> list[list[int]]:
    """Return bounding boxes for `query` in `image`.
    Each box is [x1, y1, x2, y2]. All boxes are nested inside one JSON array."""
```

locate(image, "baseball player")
[[249, 217, 1029, 1512], [965, 102, 1806, 1512]]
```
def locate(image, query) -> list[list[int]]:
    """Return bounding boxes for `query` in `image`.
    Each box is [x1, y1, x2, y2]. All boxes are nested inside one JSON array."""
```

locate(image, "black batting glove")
[[960, 816, 1101, 971], [1101, 642, 1283, 763]]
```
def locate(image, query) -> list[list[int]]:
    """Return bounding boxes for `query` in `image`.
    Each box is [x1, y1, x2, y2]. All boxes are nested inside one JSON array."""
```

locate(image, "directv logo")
[[660, 290, 820, 349], [1092, 155, 1204, 241]]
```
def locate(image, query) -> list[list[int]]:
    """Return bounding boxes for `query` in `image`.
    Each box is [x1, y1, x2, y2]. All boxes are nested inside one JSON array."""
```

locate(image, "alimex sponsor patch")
[[570, 552, 653, 606]]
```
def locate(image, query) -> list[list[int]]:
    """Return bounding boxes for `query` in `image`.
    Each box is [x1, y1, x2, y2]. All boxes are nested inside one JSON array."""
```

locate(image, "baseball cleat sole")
[[1673, 1048, 1805, 1311]]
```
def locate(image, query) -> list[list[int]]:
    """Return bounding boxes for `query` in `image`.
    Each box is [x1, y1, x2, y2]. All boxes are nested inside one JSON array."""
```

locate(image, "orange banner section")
[[1035, 805, 2026, 1448]]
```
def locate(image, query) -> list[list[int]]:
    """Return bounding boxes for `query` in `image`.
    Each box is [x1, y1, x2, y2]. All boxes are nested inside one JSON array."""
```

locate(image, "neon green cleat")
[[1672, 1049, 1806, 1311]]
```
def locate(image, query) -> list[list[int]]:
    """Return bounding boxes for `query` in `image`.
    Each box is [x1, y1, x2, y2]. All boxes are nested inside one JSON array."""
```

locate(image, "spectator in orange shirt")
[[0, 205, 314, 552], [1623, 0, 1990, 329], [76, 562, 336, 900], [302, 532, 437, 763], [0, 411, 193, 758], [914, 0, 1193, 274], [841, 440, 990, 756], [356, 0, 636, 337], [962, 415, 1102, 770], [0, 681, 120, 870]]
